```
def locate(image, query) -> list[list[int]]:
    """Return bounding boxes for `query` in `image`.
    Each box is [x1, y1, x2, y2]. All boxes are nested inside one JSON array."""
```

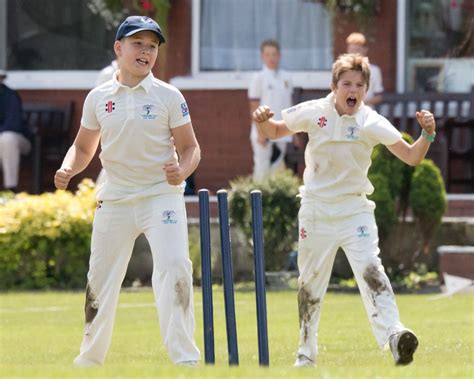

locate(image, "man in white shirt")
[[248, 39, 293, 181], [346, 32, 384, 107]]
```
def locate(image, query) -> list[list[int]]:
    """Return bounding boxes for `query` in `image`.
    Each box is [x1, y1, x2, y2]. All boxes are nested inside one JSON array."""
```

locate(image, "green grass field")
[[1, 288, 472, 378]]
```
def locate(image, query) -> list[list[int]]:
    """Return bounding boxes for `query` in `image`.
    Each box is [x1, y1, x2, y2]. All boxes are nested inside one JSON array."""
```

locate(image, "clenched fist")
[[253, 105, 274, 124], [416, 110, 436, 135], [54, 167, 73, 190], [163, 162, 185, 185]]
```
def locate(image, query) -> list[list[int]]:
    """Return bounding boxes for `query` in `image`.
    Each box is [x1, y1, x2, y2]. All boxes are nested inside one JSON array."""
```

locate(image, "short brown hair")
[[332, 53, 371, 89], [260, 39, 280, 53], [346, 32, 367, 46]]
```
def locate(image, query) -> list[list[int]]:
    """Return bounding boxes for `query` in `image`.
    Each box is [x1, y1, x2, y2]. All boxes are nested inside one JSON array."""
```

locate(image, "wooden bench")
[[286, 87, 474, 192], [23, 102, 74, 194]]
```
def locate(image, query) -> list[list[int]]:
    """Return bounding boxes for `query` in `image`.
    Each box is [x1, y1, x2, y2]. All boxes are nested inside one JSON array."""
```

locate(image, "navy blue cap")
[[116, 16, 166, 44]]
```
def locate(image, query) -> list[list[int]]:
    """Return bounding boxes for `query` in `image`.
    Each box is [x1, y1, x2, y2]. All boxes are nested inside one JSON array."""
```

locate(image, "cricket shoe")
[[389, 329, 418, 365], [293, 354, 316, 368]]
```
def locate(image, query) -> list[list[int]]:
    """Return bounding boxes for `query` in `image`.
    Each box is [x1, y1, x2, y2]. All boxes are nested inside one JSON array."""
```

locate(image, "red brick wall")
[[17, 89, 101, 192], [184, 90, 253, 192], [332, 1, 398, 92], [164, 0, 192, 80], [439, 252, 474, 280], [16, 88, 253, 194]]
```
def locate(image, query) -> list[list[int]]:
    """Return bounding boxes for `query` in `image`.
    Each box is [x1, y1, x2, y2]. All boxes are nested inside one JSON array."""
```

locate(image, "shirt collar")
[[110, 71, 154, 94], [328, 92, 366, 126], [263, 65, 278, 76]]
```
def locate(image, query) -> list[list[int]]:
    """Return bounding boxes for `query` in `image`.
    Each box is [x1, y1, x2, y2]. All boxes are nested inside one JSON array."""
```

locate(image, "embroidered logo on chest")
[[300, 227, 307, 239], [141, 104, 157, 120], [317, 116, 327, 128], [346, 126, 360, 140], [105, 100, 115, 113]]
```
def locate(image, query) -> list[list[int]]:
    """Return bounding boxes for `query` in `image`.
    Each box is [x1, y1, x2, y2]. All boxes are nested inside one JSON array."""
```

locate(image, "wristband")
[[421, 129, 436, 143]]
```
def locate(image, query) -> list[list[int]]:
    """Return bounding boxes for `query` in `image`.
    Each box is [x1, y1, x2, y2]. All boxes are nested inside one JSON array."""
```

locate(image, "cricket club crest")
[[141, 104, 157, 120], [346, 126, 360, 140], [162, 210, 178, 224], [357, 225, 370, 238], [317, 116, 327, 128]]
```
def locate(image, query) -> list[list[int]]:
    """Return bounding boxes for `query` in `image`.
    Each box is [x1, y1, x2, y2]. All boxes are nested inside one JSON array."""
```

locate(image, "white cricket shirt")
[[248, 65, 293, 142], [81, 72, 191, 201], [282, 93, 402, 200]]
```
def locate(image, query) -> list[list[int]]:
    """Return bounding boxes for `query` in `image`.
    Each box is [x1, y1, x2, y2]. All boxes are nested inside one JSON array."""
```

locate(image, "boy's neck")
[[117, 70, 150, 88], [264, 64, 278, 72]]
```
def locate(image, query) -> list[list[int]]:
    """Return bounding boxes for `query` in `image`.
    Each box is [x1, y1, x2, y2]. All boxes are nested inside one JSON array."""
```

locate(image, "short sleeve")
[[169, 89, 192, 129], [80, 90, 100, 130], [248, 73, 262, 101], [365, 112, 402, 146], [281, 101, 315, 133]]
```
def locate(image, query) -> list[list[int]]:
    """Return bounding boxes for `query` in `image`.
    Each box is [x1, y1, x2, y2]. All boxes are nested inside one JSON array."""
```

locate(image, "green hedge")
[[368, 134, 446, 273], [228, 170, 301, 271], [0, 180, 96, 290], [409, 159, 447, 252]]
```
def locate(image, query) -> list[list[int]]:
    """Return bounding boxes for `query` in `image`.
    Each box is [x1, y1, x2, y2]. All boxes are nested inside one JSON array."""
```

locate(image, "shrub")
[[368, 134, 446, 274], [369, 132, 415, 218], [409, 159, 447, 253], [0, 180, 96, 289], [228, 170, 301, 271]]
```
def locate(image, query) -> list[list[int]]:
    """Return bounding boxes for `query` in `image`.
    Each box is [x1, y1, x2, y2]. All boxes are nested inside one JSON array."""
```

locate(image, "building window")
[[0, 0, 118, 89], [406, 0, 474, 92], [199, 0, 332, 72], [6, 0, 116, 70], [170, 0, 333, 90]]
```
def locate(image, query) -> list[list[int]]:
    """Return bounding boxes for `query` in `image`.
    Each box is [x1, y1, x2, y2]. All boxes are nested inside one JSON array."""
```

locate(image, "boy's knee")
[[1, 132, 20, 148], [362, 262, 390, 294], [160, 255, 193, 275]]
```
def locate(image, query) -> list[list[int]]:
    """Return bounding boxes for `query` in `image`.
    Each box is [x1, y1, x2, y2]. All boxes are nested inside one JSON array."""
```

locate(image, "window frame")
[[170, 0, 332, 90]]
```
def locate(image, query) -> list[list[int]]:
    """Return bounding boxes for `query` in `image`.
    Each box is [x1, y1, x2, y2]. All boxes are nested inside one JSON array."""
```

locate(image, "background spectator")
[[346, 32, 384, 106], [0, 70, 31, 192], [248, 39, 293, 181]]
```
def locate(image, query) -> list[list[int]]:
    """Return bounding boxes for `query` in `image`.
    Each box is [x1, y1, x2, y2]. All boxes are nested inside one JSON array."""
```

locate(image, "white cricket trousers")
[[0, 131, 31, 188], [73, 194, 200, 366], [250, 124, 288, 181], [296, 197, 405, 361]]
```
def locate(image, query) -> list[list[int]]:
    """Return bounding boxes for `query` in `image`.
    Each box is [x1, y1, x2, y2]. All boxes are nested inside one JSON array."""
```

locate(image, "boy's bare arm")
[[54, 126, 101, 190], [387, 110, 436, 166], [252, 105, 293, 140], [166, 122, 201, 185]]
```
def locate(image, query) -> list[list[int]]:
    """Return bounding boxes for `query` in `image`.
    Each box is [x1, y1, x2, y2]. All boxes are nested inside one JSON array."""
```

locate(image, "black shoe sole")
[[396, 331, 418, 365]]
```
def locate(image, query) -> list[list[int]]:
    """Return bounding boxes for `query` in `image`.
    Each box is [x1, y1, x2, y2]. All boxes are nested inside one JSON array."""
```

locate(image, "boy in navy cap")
[[55, 15, 201, 367]]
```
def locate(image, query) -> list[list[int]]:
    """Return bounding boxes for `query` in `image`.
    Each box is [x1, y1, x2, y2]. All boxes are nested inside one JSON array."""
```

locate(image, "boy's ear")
[[330, 82, 336, 92], [114, 40, 122, 57]]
